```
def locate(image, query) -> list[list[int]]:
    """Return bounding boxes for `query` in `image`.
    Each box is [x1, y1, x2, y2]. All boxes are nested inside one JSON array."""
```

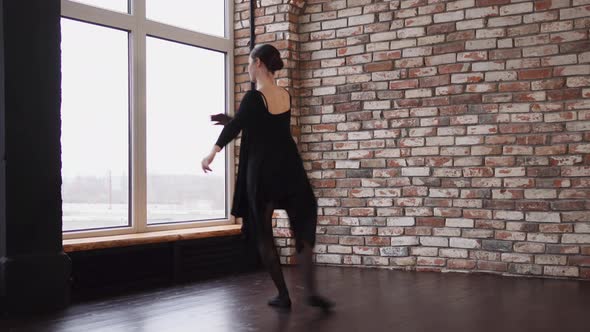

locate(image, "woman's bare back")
[[258, 87, 290, 115]]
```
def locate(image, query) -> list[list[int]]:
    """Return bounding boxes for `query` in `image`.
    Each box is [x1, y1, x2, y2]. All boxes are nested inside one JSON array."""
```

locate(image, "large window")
[[61, 0, 234, 237]]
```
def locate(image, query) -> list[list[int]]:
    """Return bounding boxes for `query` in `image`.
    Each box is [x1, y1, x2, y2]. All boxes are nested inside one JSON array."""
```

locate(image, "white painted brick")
[[466, 39, 497, 50], [402, 167, 430, 176], [349, 14, 376, 26], [406, 89, 432, 98], [434, 11, 464, 23], [313, 86, 336, 96], [489, 16, 522, 27], [500, 3, 533, 16], [446, 218, 475, 228], [363, 101, 391, 110], [485, 71, 518, 82], [544, 266, 579, 277], [322, 19, 348, 30], [495, 211, 524, 220], [440, 248, 469, 258], [560, 5, 590, 19], [448, 0, 475, 11], [328, 245, 353, 254], [390, 39, 417, 50], [562, 234, 590, 244], [398, 27, 426, 39], [450, 238, 481, 249], [316, 254, 343, 264], [387, 217, 415, 226], [420, 236, 449, 247], [457, 18, 486, 30], [405, 15, 433, 27], [526, 212, 561, 223], [466, 6, 498, 19], [391, 236, 420, 246], [370, 31, 397, 42]]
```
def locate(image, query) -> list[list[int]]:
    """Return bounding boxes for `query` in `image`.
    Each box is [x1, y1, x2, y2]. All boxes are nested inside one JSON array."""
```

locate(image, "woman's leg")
[[297, 240, 317, 297], [255, 201, 290, 306], [287, 203, 334, 311]]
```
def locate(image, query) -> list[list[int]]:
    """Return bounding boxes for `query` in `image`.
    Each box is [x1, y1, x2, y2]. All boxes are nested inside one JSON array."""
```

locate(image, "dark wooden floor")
[[2, 266, 589, 332]]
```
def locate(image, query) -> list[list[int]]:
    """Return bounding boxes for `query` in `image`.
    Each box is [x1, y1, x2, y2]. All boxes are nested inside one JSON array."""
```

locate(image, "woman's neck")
[[256, 74, 275, 90]]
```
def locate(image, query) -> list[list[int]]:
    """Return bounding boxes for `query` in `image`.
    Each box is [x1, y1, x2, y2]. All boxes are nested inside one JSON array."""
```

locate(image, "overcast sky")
[[61, 0, 227, 180]]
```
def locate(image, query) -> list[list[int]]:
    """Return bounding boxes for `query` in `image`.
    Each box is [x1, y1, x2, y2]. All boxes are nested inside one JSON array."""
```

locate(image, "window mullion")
[[61, 0, 134, 30], [225, 0, 236, 224], [130, 0, 147, 234], [144, 20, 232, 54]]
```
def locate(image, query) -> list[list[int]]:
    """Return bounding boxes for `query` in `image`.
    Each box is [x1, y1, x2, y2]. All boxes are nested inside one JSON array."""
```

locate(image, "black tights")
[[255, 201, 316, 299]]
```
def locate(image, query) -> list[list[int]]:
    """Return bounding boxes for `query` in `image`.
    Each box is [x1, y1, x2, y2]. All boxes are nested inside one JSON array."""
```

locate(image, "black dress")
[[215, 89, 317, 253]]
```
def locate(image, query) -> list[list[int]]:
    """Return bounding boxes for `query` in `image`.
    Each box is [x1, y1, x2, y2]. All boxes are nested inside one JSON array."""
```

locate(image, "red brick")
[[416, 217, 445, 227], [518, 69, 553, 80], [420, 75, 450, 87], [364, 61, 393, 72], [463, 167, 494, 177], [417, 257, 446, 266], [568, 256, 590, 267], [433, 42, 465, 55], [438, 63, 471, 74], [365, 236, 391, 246], [422, 97, 450, 106], [459, 51, 487, 62], [547, 88, 582, 101], [532, 78, 565, 90], [490, 49, 521, 60], [499, 82, 530, 92], [477, 0, 510, 6], [559, 41, 590, 53], [405, 227, 432, 236], [448, 259, 477, 269], [499, 124, 531, 134], [389, 80, 419, 90], [427, 23, 456, 35], [451, 94, 482, 105], [513, 92, 546, 102], [552, 200, 587, 210], [535, 0, 569, 11], [420, 4, 445, 15], [448, 30, 476, 42], [477, 261, 508, 272], [515, 135, 547, 145], [409, 67, 437, 77], [373, 50, 402, 61]]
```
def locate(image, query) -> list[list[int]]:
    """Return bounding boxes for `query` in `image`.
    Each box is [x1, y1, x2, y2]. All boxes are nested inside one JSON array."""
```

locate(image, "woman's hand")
[[201, 146, 222, 173], [201, 152, 215, 173], [210, 113, 232, 126]]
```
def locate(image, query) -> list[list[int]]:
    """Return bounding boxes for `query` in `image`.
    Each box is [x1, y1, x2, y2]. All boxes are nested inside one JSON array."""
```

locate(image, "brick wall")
[[236, 0, 590, 280]]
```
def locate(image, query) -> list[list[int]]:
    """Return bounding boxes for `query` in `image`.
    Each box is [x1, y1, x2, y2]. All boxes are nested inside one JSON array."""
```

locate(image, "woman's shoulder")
[[242, 89, 265, 103], [239, 90, 263, 108]]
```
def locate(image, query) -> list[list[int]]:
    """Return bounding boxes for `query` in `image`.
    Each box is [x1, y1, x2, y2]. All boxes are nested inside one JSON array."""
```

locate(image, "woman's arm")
[[214, 90, 255, 149], [210, 113, 233, 126], [202, 91, 256, 173], [201, 145, 221, 173]]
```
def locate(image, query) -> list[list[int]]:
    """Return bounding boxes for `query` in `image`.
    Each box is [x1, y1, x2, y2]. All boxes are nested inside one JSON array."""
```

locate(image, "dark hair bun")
[[267, 53, 284, 72], [251, 44, 284, 74]]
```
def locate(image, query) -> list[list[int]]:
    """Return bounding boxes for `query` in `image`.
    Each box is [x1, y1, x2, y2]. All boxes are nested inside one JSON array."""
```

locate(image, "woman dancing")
[[202, 44, 333, 311]]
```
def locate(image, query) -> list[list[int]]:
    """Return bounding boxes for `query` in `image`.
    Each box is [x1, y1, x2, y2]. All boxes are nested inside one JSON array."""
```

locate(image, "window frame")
[[61, 0, 236, 239]]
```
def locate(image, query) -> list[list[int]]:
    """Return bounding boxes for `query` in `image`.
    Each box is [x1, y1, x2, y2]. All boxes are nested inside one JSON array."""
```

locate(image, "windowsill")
[[63, 224, 242, 253]]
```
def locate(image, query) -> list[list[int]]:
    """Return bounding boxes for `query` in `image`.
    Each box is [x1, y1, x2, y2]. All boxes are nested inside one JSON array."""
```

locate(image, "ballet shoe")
[[268, 295, 292, 309], [305, 295, 334, 312]]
